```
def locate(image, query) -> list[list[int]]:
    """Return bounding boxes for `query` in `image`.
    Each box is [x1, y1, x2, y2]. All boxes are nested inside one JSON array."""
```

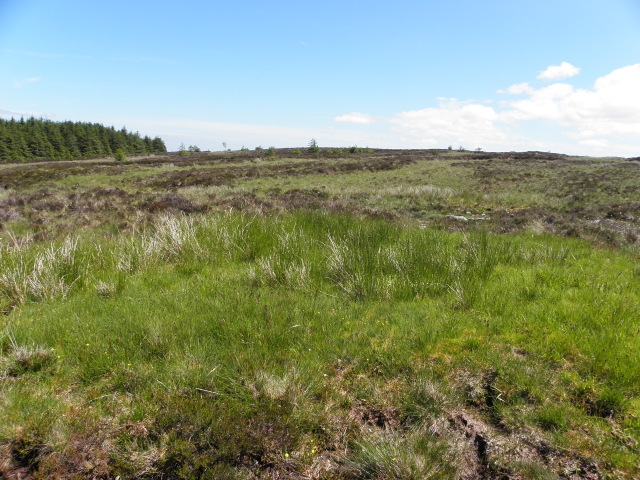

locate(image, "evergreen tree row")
[[0, 117, 167, 163]]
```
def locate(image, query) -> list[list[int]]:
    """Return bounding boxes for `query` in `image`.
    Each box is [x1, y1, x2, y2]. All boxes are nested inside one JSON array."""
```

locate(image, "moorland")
[[0, 147, 639, 479]]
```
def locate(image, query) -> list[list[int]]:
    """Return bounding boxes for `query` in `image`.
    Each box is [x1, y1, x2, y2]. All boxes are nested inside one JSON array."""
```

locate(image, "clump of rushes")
[[0, 237, 84, 308]]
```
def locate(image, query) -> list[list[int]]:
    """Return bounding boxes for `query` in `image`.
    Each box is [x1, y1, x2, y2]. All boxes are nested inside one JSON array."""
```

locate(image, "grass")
[[0, 148, 639, 478], [0, 209, 639, 478]]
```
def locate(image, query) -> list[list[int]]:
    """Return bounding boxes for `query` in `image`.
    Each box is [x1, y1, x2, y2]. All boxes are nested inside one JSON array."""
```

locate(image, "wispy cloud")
[[0, 108, 55, 119], [0, 108, 26, 117], [13, 77, 41, 88], [109, 55, 175, 65], [114, 117, 390, 151], [537, 61, 580, 81], [6, 49, 174, 64], [5, 49, 92, 60], [334, 112, 376, 124]]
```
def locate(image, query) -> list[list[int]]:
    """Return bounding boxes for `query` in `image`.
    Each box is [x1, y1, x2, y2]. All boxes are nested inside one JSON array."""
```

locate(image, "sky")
[[1, 0, 640, 156]]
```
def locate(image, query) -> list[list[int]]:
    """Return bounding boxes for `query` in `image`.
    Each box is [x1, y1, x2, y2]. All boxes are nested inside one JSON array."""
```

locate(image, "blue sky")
[[2, 0, 640, 155]]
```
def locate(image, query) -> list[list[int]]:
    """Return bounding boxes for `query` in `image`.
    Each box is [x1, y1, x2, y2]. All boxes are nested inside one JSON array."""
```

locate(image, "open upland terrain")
[[1, 148, 639, 479]]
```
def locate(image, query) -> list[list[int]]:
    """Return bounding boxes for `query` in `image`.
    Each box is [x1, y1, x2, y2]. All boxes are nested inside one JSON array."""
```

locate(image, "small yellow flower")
[[284, 453, 289, 458], [311, 449, 317, 454], [85, 343, 90, 347]]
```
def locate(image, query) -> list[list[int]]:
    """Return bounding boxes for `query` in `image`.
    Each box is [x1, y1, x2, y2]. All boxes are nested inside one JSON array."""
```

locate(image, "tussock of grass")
[[0, 210, 639, 478], [0, 237, 84, 309]]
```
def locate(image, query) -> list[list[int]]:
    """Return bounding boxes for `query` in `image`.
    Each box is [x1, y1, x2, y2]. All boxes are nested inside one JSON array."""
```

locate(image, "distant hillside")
[[0, 117, 167, 163]]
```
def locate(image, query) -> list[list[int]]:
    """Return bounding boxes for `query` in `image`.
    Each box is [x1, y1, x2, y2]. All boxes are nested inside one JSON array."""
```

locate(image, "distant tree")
[[308, 138, 319, 153], [26, 125, 55, 159], [188, 145, 201, 152], [64, 132, 81, 158], [126, 131, 146, 154], [114, 148, 126, 161], [143, 135, 154, 153], [43, 121, 70, 159], [77, 126, 103, 156], [151, 137, 167, 153], [0, 129, 11, 162]]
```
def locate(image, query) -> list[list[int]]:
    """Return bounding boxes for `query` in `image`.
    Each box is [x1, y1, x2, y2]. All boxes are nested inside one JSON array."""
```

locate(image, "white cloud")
[[499, 82, 534, 95], [391, 99, 513, 149], [537, 62, 580, 80], [507, 64, 640, 138], [504, 83, 575, 121], [388, 64, 640, 156], [13, 77, 41, 88], [579, 139, 611, 149], [334, 112, 376, 124]]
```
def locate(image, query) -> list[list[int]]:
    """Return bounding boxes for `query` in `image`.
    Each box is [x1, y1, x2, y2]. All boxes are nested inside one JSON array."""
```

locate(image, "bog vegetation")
[[0, 145, 639, 479]]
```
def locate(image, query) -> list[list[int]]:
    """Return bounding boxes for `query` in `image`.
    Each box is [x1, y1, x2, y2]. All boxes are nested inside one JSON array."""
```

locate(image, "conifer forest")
[[0, 117, 167, 162]]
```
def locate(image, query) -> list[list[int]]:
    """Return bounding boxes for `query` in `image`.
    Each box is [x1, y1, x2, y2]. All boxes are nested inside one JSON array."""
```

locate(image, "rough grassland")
[[1, 149, 639, 248], [0, 149, 639, 479]]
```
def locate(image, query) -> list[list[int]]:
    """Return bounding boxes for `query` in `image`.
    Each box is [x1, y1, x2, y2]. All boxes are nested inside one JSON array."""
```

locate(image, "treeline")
[[0, 117, 167, 163]]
